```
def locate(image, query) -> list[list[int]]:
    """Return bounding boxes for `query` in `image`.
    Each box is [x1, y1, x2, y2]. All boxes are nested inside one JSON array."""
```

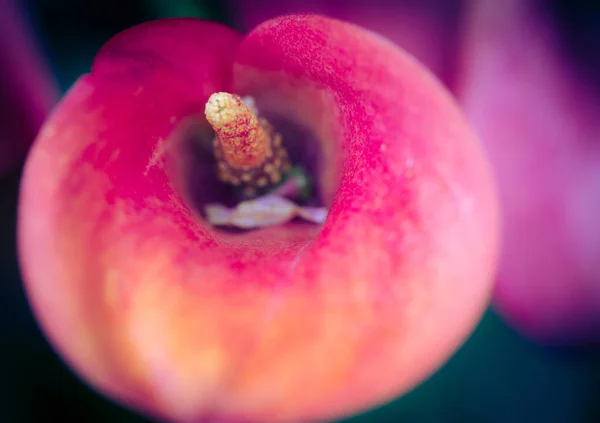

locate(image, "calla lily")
[[232, 0, 600, 344], [0, 1, 57, 174], [18, 15, 498, 423]]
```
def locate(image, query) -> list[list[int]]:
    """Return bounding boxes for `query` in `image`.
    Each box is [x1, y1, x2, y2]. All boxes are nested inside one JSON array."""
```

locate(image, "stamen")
[[205, 92, 291, 197], [203, 93, 327, 229]]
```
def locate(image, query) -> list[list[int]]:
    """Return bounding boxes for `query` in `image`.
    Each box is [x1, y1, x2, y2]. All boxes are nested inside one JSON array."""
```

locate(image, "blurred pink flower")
[[0, 1, 58, 174], [457, 0, 600, 343], [232, 0, 600, 343]]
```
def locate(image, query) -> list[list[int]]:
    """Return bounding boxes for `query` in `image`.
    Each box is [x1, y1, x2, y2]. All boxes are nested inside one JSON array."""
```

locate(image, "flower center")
[[205, 92, 292, 198], [173, 92, 329, 230]]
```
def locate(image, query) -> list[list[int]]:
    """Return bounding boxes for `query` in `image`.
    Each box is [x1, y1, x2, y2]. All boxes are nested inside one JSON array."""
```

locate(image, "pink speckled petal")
[[230, 14, 499, 421]]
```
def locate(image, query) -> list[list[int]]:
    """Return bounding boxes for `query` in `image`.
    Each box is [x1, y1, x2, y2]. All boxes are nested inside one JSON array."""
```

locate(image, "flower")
[[18, 15, 498, 422]]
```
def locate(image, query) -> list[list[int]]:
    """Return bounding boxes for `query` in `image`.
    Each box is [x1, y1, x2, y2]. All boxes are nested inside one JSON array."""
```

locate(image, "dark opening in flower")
[[171, 91, 329, 230]]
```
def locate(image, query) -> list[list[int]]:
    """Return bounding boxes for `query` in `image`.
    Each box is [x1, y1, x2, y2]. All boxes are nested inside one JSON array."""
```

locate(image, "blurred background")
[[1, 0, 600, 422]]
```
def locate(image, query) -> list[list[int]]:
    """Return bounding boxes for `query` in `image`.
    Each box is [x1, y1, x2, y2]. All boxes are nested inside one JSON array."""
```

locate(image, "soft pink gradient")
[[0, 1, 58, 174]]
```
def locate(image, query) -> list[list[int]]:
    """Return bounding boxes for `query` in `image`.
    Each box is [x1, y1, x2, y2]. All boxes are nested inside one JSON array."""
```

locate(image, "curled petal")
[[230, 15, 499, 420], [19, 18, 242, 421]]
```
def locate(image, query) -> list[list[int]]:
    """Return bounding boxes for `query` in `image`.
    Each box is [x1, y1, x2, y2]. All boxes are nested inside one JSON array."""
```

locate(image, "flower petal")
[[229, 0, 463, 87], [19, 18, 242, 421], [228, 14, 499, 421]]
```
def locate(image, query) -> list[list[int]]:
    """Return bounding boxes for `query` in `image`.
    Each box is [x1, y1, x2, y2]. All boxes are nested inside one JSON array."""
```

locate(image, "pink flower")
[[18, 15, 498, 422], [458, 0, 600, 343]]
